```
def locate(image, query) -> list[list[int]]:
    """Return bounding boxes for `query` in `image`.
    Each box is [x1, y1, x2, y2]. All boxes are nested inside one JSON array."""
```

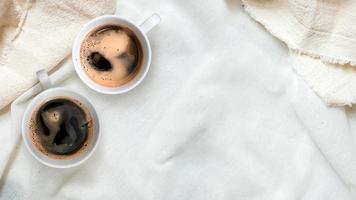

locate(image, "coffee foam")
[[28, 97, 95, 160], [80, 25, 143, 88]]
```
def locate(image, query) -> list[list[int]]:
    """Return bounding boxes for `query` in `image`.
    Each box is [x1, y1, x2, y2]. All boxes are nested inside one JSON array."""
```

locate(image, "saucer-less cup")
[[72, 14, 161, 94], [22, 70, 100, 168]]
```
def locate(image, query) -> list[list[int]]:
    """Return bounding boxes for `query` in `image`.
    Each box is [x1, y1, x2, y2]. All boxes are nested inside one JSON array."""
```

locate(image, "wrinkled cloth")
[[1, 0, 356, 200], [0, 0, 116, 110], [242, 0, 356, 106]]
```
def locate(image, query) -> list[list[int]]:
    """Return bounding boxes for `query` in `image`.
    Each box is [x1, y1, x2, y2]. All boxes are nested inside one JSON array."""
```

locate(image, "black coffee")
[[34, 98, 89, 155], [80, 25, 143, 87]]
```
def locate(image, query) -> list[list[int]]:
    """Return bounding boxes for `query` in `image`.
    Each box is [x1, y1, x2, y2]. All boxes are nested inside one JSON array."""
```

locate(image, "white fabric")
[[0, 0, 116, 110], [1, 0, 356, 199], [242, 0, 356, 106]]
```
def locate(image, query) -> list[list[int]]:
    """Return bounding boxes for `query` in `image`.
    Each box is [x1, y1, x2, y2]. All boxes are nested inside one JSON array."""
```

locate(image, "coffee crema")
[[80, 25, 143, 87], [28, 97, 94, 160]]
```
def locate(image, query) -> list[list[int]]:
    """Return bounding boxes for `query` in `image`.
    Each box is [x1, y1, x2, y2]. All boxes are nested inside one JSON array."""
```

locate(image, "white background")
[[1, 0, 356, 199]]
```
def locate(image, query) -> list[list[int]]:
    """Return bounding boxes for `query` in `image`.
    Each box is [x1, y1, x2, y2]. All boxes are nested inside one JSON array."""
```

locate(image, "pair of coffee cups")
[[22, 14, 161, 168]]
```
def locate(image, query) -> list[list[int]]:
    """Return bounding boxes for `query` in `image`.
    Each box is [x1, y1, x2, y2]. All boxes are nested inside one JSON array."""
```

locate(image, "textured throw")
[[242, 0, 356, 106], [0, 0, 116, 110]]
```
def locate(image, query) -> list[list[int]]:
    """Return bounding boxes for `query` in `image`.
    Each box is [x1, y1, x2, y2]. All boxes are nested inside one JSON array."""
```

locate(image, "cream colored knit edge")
[[289, 52, 355, 107], [241, 1, 356, 67]]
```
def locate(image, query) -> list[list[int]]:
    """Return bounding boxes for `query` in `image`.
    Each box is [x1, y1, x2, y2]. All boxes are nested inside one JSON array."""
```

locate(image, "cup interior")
[[22, 88, 100, 168], [72, 15, 151, 94]]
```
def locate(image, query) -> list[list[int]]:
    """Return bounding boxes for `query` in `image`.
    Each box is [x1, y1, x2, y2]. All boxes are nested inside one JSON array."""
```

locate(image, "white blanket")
[[1, 0, 356, 199]]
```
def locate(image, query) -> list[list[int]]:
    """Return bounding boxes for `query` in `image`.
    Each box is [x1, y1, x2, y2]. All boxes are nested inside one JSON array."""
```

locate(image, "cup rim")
[[22, 87, 100, 168], [72, 15, 152, 95]]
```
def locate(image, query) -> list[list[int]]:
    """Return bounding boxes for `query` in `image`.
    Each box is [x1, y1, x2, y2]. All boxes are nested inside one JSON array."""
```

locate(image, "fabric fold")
[[242, 0, 356, 106]]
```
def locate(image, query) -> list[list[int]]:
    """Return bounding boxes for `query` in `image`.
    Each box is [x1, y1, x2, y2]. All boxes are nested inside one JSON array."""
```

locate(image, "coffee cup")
[[72, 13, 160, 94], [22, 70, 100, 168]]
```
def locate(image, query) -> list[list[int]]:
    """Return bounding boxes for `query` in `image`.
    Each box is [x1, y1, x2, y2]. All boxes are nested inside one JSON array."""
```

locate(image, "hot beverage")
[[80, 25, 143, 87], [28, 97, 94, 160]]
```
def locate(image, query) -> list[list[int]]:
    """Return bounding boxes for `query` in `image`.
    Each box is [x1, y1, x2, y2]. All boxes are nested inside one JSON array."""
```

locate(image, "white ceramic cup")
[[72, 14, 161, 94], [22, 70, 100, 168]]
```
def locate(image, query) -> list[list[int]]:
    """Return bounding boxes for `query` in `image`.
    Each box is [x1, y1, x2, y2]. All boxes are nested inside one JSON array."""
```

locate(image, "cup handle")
[[140, 13, 161, 34], [36, 69, 52, 90]]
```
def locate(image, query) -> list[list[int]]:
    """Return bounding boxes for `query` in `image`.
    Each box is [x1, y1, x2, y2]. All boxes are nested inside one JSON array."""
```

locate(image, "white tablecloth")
[[1, 0, 356, 199]]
